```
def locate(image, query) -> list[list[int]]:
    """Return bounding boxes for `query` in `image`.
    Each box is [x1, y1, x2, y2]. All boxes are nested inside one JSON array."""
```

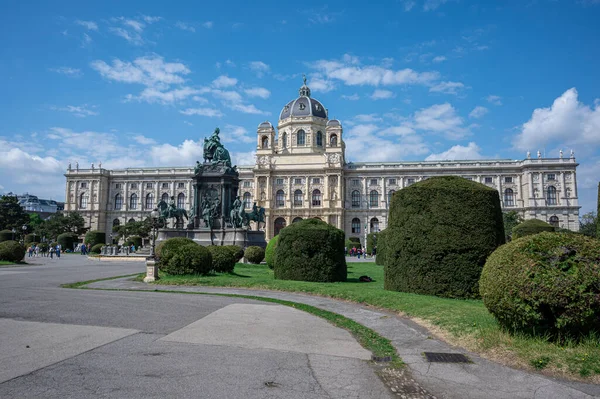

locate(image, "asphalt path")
[[0, 255, 393, 399]]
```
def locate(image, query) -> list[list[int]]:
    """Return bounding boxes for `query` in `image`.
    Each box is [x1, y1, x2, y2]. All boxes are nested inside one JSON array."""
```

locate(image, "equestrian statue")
[[157, 196, 188, 228]]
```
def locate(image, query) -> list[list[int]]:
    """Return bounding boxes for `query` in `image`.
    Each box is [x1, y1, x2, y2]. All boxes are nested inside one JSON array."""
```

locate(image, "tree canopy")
[[0, 195, 29, 231]]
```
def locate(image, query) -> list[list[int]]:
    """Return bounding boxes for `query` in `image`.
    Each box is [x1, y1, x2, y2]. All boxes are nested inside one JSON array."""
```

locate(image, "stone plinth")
[[143, 258, 159, 283], [157, 228, 266, 248]]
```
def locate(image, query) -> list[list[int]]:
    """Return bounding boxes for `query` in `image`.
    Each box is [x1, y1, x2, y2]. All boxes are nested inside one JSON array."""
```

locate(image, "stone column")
[[560, 172, 566, 206], [496, 175, 503, 207], [143, 258, 159, 283]]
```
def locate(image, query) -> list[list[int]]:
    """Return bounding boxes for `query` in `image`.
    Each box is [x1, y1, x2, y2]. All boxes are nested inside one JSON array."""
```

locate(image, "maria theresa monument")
[[64, 79, 581, 243]]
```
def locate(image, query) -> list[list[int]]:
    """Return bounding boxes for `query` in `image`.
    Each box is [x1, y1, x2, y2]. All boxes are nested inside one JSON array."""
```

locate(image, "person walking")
[[56, 244, 61, 258]]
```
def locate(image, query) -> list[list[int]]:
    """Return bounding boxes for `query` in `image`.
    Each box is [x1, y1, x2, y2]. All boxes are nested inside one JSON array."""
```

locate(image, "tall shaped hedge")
[[375, 229, 387, 266], [385, 176, 505, 299], [84, 230, 106, 247], [274, 219, 346, 282], [511, 219, 554, 239]]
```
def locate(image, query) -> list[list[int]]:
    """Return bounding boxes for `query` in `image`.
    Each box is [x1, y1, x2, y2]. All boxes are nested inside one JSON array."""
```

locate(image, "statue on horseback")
[[203, 127, 232, 167], [157, 196, 188, 228], [245, 202, 266, 231]]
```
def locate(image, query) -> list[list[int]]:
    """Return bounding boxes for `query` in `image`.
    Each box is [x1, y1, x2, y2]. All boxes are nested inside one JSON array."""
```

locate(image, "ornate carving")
[[327, 153, 341, 164]]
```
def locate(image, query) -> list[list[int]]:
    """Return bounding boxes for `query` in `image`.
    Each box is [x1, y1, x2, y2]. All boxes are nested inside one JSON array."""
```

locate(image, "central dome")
[[279, 77, 328, 120]]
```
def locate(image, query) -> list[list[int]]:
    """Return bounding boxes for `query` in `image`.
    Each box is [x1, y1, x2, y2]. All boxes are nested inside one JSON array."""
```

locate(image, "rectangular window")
[[80, 182, 87, 189], [406, 178, 415, 186], [370, 179, 378, 186], [294, 178, 302, 185], [547, 173, 556, 181], [352, 179, 360, 187], [243, 181, 251, 188], [115, 183, 121, 189], [504, 177, 513, 184], [484, 177, 493, 184], [312, 178, 320, 184], [162, 183, 169, 189], [276, 178, 284, 185], [178, 182, 185, 189], [388, 178, 396, 185], [131, 183, 137, 189], [146, 183, 153, 189]]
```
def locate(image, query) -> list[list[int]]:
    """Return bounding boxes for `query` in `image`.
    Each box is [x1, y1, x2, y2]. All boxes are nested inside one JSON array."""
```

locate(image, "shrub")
[[128, 236, 143, 249], [375, 229, 387, 266], [385, 176, 505, 299], [0, 240, 26, 262], [91, 243, 104, 254], [265, 235, 279, 269], [84, 230, 106, 247], [57, 232, 79, 252], [162, 243, 212, 275], [480, 232, 600, 340], [245, 246, 265, 264], [207, 245, 236, 273], [0, 230, 13, 242], [155, 237, 195, 268], [39, 242, 49, 251], [345, 238, 362, 255], [224, 245, 244, 261], [366, 233, 379, 255], [274, 219, 346, 282], [24, 234, 40, 244], [512, 219, 555, 239]]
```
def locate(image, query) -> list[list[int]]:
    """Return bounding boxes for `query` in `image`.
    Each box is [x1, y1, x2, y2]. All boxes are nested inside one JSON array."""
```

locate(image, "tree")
[[43, 212, 87, 239], [112, 219, 151, 242], [0, 195, 29, 231], [597, 182, 600, 238], [579, 212, 597, 238], [502, 211, 523, 241]]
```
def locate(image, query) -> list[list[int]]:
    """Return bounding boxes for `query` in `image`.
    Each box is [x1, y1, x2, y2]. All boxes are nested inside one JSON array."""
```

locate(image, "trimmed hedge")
[[345, 238, 362, 255], [385, 176, 505, 299], [156, 237, 195, 268], [512, 219, 555, 239], [245, 246, 265, 264], [375, 229, 387, 266], [24, 234, 40, 244], [57, 232, 79, 252], [91, 243, 104, 253], [480, 232, 600, 340], [366, 233, 379, 255], [163, 243, 212, 275], [265, 235, 279, 269], [85, 230, 106, 247], [274, 219, 346, 282], [0, 230, 14, 242], [128, 236, 142, 249], [0, 240, 26, 262], [207, 246, 236, 273], [224, 245, 244, 262]]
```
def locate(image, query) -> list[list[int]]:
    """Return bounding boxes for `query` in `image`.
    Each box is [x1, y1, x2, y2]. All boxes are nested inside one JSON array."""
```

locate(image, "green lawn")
[[155, 262, 600, 382]]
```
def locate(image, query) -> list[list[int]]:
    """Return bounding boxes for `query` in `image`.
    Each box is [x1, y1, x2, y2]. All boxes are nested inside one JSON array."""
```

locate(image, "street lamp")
[[109, 233, 113, 245], [150, 208, 160, 259], [11, 228, 16, 241], [21, 225, 27, 244]]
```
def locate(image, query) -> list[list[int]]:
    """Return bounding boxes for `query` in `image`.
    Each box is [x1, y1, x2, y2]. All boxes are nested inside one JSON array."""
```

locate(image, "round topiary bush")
[[245, 246, 265, 264], [57, 232, 79, 252], [265, 235, 279, 269], [91, 243, 104, 254], [24, 234, 39, 244], [128, 236, 143, 249], [511, 219, 555, 239], [375, 229, 387, 266], [274, 219, 346, 282], [207, 245, 236, 273], [0, 230, 14, 242], [385, 176, 505, 299], [155, 237, 195, 268], [84, 230, 106, 247], [0, 240, 26, 262], [224, 245, 244, 262], [480, 232, 600, 340], [162, 243, 213, 275]]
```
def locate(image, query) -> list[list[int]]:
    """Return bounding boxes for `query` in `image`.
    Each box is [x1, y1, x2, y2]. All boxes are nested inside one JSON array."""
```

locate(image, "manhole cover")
[[423, 352, 471, 363]]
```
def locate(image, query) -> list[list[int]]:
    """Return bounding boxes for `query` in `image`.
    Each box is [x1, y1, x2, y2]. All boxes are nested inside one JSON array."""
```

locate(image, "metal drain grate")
[[423, 352, 472, 363]]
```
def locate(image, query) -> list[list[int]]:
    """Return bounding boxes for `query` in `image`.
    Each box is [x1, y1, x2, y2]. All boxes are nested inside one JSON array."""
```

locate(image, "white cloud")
[[341, 94, 360, 100], [469, 106, 488, 119], [249, 61, 270, 77], [49, 67, 82, 77], [123, 19, 145, 32], [429, 81, 465, 95], [425, 142, 483, 161], [109, 27, 143, 45], [141, 15, 162, 24], [81, 33, 92, 47], [108, 16, 160, 45], [183, 121, 193, 126], [202, 21, 214, 29], [309, 75, 335, 93], [486, 95, 503, 105], [175, 21, 195, 32], [432, 56, 447, 63], [50, 105, 99, 117], [221, 125, 254, 143], [354, 114, 382, 122], [412, 103, 468, 139], [370, 89, 395, 100], [244, 87, 271, 99], [91, 55, 190, 88], [513, 87, 600, 150], [129, 87, 202, 104], [424, 0, 449, 11], [192, 96, 208, 103], [75, 20, 98, 31], [180, 108, 224, 117], [212, 89, 243, 103], [132, 135, 156, 145], [212, 75, 238, 88], [149, 140, 204, 166], [231, 103, 269, 115], [231, 151, 256, 166], [402, 1, 416, 11], [344, 124, 429, 162]]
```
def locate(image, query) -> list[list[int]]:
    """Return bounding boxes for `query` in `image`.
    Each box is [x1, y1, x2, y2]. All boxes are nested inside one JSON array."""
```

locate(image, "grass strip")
[[61, 273, 143, 289]]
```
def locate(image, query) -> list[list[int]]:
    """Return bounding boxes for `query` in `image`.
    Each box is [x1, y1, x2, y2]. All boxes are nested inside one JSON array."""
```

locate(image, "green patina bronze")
[[203, 127, 232, 167]]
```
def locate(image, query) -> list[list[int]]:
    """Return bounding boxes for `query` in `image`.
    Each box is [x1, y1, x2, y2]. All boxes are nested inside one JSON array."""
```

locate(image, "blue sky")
[[0, 0, 599, 213]]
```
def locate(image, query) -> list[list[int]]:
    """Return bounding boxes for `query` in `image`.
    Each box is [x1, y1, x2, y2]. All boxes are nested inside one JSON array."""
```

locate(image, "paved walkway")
[[91, 277, 600, 399]]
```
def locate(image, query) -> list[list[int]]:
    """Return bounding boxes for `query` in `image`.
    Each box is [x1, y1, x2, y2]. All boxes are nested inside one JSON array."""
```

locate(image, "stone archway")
[[274, 217, 287, 236]]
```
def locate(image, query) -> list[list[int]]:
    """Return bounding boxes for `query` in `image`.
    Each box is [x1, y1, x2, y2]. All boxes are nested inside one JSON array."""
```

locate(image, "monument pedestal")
[[157, 228, 266, 248], [143, 258, 159, 283]]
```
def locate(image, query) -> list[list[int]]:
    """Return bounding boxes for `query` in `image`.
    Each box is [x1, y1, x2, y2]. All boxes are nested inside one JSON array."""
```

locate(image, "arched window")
[[369, 190, 379, 208], [161, 193, 169, 203], [351, 190, 361, 208], [547, 186, 557, 205], [114, 194, 123, 210], [297, 129, 306, 146], [128, 218, 135, 224], [274, 217, 286, 236], [312, 189, 322, 206], [504, 188, 514, 207], [243, 192, 252, 209], [282, 132, 287, 148], [177, 193, 185, 208], [387, 190, 395, 207], [294, 189, 303, 207], [79, 193, 88, 209], [370, 217, 380, 233], [316, 131, 323, 147], [351, 218, 361, 234], [549, 215, 559, 227], [145, 193, 154, 210], [330, 134, 337, 147], [292, 217, 303, 223], [276, 190, 285, 208], [113, 218, 120, 228], [261, 136, 269, 149], [129, 193, 138, 209]]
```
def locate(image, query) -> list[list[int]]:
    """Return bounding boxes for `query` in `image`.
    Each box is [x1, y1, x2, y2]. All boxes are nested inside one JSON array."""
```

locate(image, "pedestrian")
[[56, 244, 61, 258], [357, 248, 362, 259], [87, 243, 91, 253], [81, 244, 86, 255], [35, 245, 40, 257]]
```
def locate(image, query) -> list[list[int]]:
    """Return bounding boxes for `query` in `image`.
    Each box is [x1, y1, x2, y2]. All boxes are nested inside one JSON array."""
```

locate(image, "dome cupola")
[[279, 75, 328, 120]]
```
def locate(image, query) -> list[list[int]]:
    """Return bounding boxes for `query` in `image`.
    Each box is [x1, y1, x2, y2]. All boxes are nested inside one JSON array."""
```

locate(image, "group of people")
[[27, 244, 62, 258], [78, 243, 92, 255], [346, 246, 376, 259]]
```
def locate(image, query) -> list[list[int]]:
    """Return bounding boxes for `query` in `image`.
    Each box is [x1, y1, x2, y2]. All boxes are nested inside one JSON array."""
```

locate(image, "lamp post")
[[144, 208, 161, 283], [11, 228, 16, 241], [149, 208, 160, 259], [109, 233, 113, 245], [21, 225, 27, 245]]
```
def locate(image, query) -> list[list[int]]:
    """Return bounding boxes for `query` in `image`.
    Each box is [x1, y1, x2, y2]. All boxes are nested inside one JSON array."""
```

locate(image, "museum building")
[[64, 81, 581, 243]]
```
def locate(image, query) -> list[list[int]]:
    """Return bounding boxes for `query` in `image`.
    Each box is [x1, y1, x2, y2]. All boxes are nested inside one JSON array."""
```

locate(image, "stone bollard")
[[143, 257, 159, 283]]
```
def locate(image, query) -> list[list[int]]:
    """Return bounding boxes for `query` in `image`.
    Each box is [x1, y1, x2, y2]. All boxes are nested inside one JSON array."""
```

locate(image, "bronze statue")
[[245, 202, 266, 231], [230, 196, 246, 228], [203, 128, 232, 167], [157, 197, 188, 227]]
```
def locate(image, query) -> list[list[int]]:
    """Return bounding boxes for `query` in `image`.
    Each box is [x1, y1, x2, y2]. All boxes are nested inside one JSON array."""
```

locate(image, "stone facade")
[[64, 83, 580, 244]]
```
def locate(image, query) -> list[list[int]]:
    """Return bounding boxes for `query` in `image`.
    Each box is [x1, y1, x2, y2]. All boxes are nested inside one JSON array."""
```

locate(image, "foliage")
[[579, 212, 597, 238], [40, 212, 87, 239], [91, 243, 104, 253], [207, 245, 236, 273], [0, 240, 26, 262], [0, 195, 29, 232], [57, 232, 79, 251], [113, 219, 151, 242], [480, 232, 600, 341], [128, 235, 142, 248], [274, 218, 346, 282], [84, 230, 106, 247], [245, 246, 265, 264], [503, 210, 524, 241], [345, 239, 362, 255], [224, 245, 244, 261], [38, 242, 49, 251], [385, 176, 505, 299], [163, 243, 212, 275], [265, 235, 279, 269], [512, 219, 555, 239], [0, 230, 14, 243], [155, 237, 196, 267], [597, 183, 600, 238], [375, 229, 387, 266], [366, 232, 379, 255], [24, 233, 41, 244]]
